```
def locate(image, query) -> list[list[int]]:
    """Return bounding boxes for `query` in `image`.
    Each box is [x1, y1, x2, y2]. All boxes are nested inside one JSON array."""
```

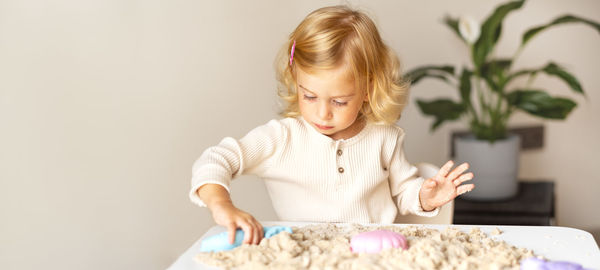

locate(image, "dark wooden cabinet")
[[453, 181, 555, 226]]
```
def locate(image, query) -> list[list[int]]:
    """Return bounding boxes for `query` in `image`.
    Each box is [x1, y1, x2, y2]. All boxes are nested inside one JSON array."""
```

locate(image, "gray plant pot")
[[455, 134, 520, 201]]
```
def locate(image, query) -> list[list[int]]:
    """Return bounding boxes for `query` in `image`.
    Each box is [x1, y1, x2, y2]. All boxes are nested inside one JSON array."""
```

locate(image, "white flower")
[[458, 16, 481, 44]]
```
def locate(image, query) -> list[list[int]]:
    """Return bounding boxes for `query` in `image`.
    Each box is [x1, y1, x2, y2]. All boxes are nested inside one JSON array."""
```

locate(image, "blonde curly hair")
[[275, 5, 409, 125]]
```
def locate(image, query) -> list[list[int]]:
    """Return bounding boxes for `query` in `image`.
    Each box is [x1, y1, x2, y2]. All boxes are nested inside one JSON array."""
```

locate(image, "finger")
[[447, 162, 469, 181], [435, 160, 454, 179], [227, 223, 237, 245], [250, 221, 260, 245], [457, 184, 475, 195], [256, 221, 264, 244], [248, 224, 256, 245], [240, 223, 253, 244], [453, 172, 474, 186]]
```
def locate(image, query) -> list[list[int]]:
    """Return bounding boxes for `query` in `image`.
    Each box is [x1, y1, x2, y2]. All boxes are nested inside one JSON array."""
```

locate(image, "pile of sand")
[[196, 223, 536, 269]]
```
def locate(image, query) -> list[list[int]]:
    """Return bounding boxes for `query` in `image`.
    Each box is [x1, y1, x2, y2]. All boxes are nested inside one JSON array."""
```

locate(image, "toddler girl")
[[190, 5, 474, 246]]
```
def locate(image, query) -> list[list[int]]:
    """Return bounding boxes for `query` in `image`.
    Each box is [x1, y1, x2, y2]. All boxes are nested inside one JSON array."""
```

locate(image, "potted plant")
[[405, 0, 600, 200]]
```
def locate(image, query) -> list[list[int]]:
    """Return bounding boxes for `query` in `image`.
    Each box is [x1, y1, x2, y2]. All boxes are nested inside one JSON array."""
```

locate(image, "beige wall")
[[1, 0, 598, 269]]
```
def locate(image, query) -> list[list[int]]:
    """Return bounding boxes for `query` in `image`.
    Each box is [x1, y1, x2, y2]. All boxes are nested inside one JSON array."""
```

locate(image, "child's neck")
[[328, 116, 367, 141]]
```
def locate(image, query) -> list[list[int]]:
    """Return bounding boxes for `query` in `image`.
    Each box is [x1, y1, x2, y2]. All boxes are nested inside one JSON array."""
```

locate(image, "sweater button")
[[338, 167, 344, 173], [337, 149, 343, 156]]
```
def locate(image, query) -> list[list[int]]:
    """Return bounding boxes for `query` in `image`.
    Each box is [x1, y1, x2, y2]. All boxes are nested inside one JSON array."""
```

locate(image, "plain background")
[[1, 0, 599, 269]]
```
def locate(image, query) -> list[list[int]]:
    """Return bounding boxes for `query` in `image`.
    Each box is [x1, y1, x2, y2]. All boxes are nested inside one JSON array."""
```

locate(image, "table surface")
[[168, 221, 600, 270]]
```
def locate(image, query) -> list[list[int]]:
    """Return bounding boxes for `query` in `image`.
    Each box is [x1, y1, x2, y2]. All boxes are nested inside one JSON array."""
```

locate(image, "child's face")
[[296, 65, 367, 140]]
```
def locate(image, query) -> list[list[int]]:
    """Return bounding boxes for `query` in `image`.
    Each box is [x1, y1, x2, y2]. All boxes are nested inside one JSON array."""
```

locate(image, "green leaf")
[[522, 15, 600, 48], [482, 59, 512, 71], [409, 74, 449, 85], [505, 62, 584, 95], [416, 99, 466, 131], [473, 0, 525, 68], [470, 122, 508, 142], [505, 68, 537, 84], [480, 58, 512, 92], [493, 24, 503, 43], [505, 90, 577, 119], [443, 15, 465, 43], [404, 65, 455, 85], [542, 62, 584, 95], [459, 69, 473, 104]]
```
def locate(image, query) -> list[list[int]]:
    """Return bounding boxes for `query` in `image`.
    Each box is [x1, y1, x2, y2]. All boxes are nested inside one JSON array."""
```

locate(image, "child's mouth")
[[314, 123, 334, 130]]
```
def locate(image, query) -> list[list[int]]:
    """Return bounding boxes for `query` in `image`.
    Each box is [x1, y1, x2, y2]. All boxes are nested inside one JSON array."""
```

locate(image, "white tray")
[[168, 221, 600, 270]]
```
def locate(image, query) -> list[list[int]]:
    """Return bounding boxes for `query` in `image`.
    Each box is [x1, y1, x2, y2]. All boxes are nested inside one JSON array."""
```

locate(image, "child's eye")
[[303, 95, 316, 101], [332, 100, 348, 106]]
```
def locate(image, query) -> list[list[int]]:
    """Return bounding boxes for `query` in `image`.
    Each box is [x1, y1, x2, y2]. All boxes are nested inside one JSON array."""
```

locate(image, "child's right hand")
[[209, 201, 264, 245]]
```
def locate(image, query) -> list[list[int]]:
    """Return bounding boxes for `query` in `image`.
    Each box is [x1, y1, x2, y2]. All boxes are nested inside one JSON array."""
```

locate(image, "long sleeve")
[[189, 117, 438, 224], [189, 120, 286, 207], [388, 130, 439, 217]]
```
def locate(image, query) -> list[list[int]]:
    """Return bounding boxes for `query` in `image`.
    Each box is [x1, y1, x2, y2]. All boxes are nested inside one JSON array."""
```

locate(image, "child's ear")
[[363, 83, 371, 102]]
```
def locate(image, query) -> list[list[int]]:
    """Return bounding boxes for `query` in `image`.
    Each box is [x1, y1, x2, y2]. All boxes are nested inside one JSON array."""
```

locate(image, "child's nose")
[[317, 101, 333, 120]]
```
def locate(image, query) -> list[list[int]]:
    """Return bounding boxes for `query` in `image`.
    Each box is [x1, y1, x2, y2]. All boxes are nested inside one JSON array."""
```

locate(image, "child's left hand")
[[419, 160, 475, 211]]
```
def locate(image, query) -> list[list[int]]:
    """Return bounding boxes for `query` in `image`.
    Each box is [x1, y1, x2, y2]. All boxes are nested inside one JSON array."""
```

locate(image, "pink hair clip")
[[289, 40, 296, 66]]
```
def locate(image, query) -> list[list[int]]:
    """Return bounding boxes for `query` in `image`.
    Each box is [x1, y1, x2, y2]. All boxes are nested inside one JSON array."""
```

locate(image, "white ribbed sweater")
[[189, 117, 438, 224]]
